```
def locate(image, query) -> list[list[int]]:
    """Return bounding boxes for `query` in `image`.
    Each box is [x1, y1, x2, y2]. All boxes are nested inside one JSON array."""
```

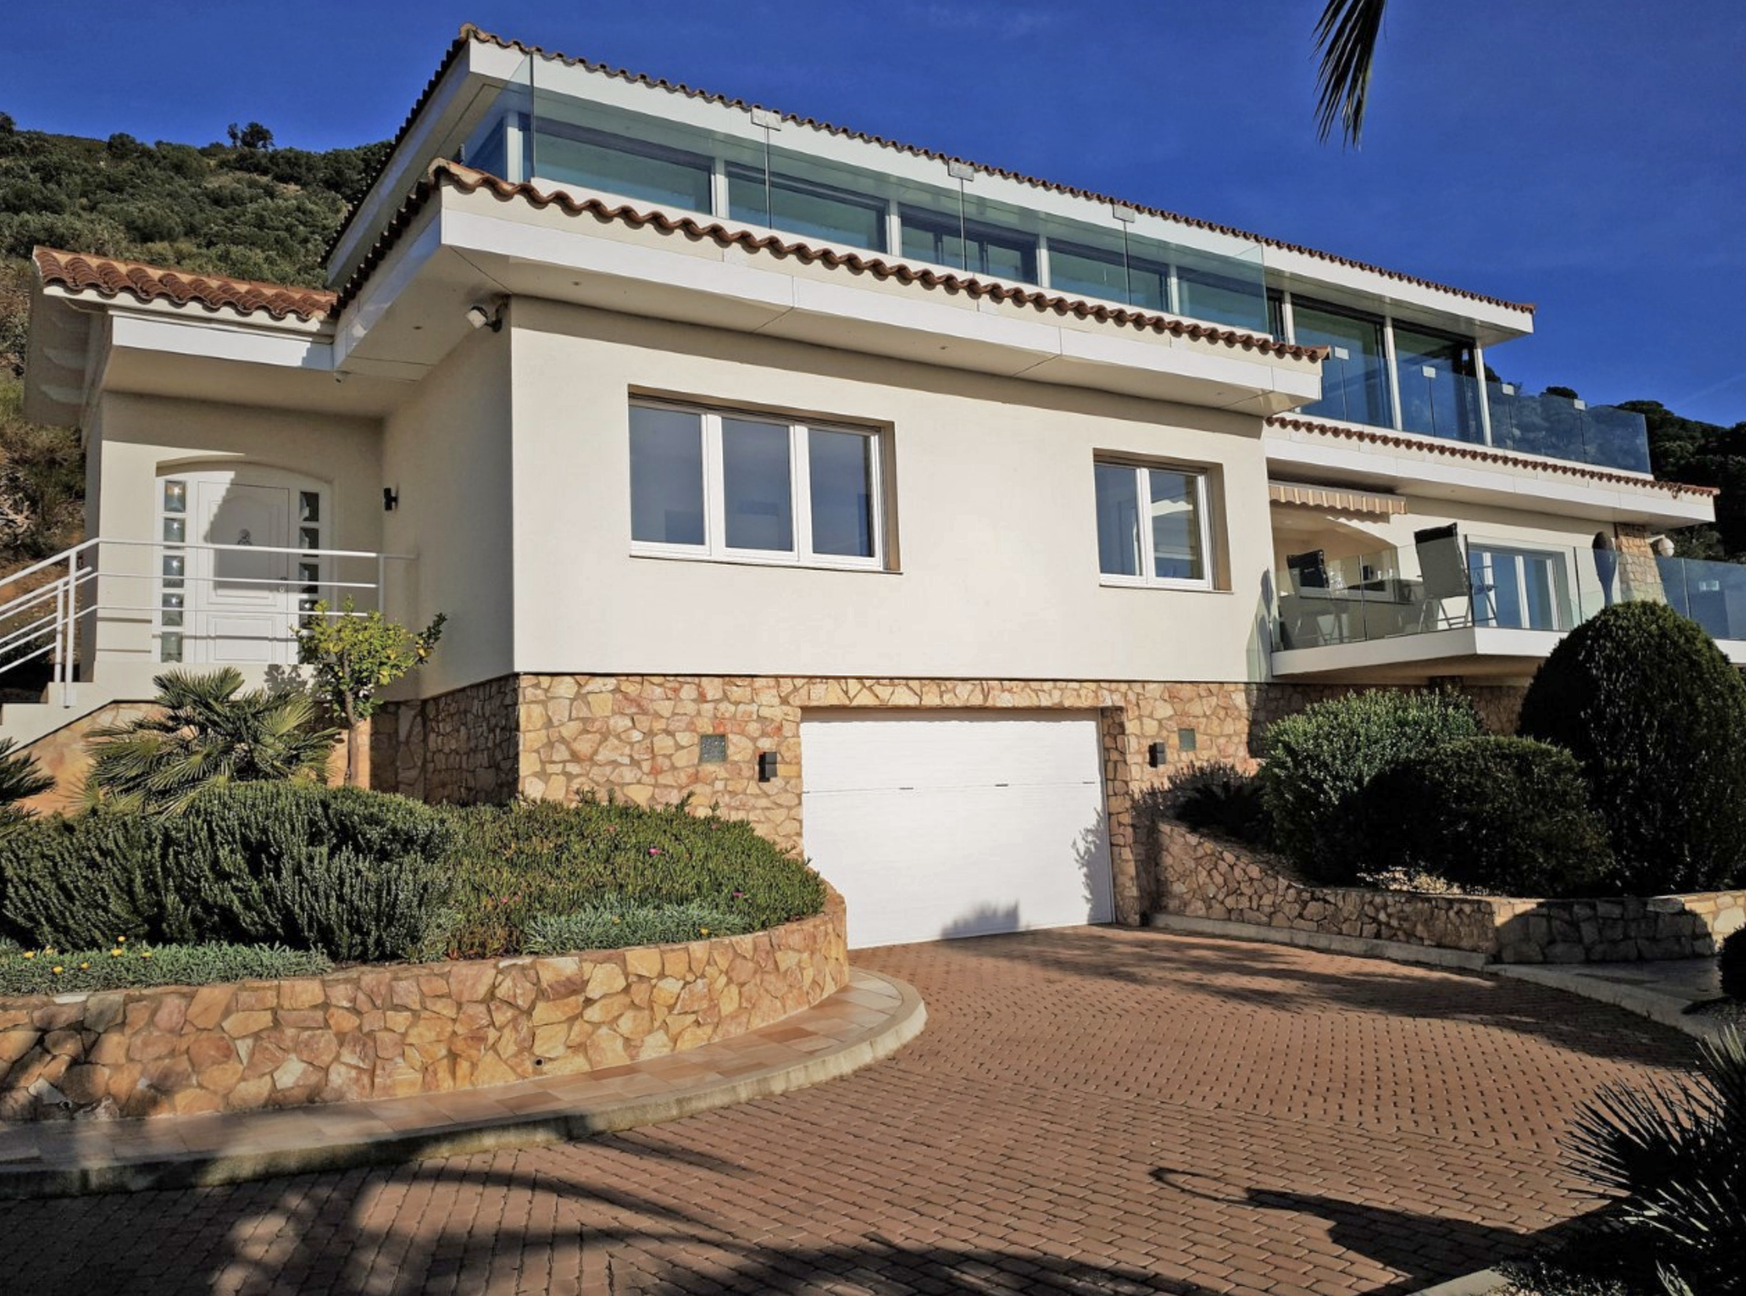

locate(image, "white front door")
[[189, 479, 295, 664], [800, 712, 1115, 948]]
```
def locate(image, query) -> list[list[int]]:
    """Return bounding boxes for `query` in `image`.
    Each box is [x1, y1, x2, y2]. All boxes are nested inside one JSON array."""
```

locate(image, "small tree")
[[297, 598, 445, 786]]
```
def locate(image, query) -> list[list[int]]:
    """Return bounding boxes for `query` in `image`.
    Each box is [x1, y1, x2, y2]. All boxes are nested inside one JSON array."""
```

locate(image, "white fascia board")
[[332, 211, 446, 370], [1275, 625, 1746, 675], [1268, 244, 1534, 344], [106, 312, 336, 375], [1263, 428, 1715, 529], [326, 41, 518, 283], [1046, 324, 1322, 408]]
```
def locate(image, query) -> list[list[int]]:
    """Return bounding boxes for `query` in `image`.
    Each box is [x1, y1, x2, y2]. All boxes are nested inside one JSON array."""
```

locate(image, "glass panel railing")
[[1396, 360, 1485, 443], [1658, 556, 1746, 641], [457, 68, 1271, 335], [1485, 385, 1651, 474], [1293, 301, 1391, 427], [1274, 538, 1746, 655]]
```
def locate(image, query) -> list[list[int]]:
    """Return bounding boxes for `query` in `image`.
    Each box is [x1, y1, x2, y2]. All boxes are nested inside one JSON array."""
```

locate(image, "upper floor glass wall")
[[458, 58, 1269, 334]]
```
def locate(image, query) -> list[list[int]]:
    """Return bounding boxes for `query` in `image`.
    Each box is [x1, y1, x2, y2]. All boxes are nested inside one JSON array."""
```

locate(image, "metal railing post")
[[63, 548, 78, 706]]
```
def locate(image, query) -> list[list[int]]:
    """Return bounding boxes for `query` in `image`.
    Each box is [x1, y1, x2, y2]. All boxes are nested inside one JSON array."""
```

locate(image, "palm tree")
[[0, 736, 53, 822], [1315, 0, 1391, 147], [83, 667, 339, 813]]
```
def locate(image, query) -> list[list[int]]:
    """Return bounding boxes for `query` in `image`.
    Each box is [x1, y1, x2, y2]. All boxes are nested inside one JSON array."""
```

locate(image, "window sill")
[[1098, 578, 1228, 594], [631, 548, 898, 575]]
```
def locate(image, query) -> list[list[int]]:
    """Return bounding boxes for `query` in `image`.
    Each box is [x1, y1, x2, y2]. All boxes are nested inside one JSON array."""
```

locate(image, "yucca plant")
[[82, 668, 339, 813], [0, 736, 53, 821], [1566, 1027, 1746, 1296]]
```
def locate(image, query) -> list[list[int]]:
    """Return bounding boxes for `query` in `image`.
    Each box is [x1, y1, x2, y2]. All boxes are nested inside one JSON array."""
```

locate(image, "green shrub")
[[1164, 761, 1272, 846], [1568, 1026, 1746, 1296], [441, 797, 825, 958], [0, 941, 330, 997], [1519, 602, 1746, 894], [524, 900, 755, 955], [1722, 928, 1746, 1002], [0, 783, 452, 962], [1358, 737, 1615, 897], [0, 737, 52, 822], [1261, 689, 1482, 883]]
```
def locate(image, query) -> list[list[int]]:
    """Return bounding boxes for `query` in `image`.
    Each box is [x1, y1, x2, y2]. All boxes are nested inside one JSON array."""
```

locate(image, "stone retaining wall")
[[1147, 816, 1746, 964], [0, 892, 847, 1122]]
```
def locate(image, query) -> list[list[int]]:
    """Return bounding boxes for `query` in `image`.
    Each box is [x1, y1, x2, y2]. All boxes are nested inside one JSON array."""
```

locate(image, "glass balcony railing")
[[1485, 384, 1651, 474], [456, 56, 1272, 335], [1274, 533, 1746, 653]]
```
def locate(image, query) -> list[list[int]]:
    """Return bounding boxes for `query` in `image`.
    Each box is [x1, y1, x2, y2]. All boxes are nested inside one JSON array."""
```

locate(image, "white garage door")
[[801, 712, 1114, 948]]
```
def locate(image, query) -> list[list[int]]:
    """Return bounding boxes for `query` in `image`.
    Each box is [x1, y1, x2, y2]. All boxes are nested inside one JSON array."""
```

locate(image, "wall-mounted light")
[[383, 487, 399, 512], [757, 752, 780, 782], [1148, 742, 1168, 768], [1177, 728, 1198, 754], [464, 302, 504, 332]]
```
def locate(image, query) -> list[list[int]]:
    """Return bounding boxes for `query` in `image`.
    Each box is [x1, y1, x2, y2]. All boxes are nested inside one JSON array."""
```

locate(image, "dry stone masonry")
[[0, 895, 846, 1122], [1149, 817, 1746, 963]]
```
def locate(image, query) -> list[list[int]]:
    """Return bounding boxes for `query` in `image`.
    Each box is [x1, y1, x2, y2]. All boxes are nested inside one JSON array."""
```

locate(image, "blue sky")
[[6, 1, 1744, 425]]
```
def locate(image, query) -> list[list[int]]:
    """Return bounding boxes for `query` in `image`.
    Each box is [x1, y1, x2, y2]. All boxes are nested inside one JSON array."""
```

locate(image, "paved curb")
[[0, 969, 925, 1198], [1406, 1268, 1508, 1296], [1492, 964, 1723, 1042], [1145, 912, 1491, 972]]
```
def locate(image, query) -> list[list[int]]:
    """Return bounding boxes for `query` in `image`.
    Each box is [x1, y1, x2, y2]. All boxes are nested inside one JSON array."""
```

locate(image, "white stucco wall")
[[507, 300, 1278, 684], [381, 325, 515, 698], [86, 393, 382, 700]]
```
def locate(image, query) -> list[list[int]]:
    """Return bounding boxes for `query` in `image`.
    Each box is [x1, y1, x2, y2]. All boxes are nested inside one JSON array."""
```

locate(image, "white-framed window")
[[1094, 459, 1213, 589], [629, 400, 885, 569], [1468, 544, 1567, 631]]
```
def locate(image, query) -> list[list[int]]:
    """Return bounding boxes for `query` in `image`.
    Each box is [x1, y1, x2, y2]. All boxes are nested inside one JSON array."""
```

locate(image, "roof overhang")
[[333, 169, 1326, 416], [1263, 421, 1715, 531]]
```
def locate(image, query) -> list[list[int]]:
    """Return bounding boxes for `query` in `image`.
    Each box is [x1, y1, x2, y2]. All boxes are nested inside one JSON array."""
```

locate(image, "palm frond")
[[1314, 0, 1390, 146]]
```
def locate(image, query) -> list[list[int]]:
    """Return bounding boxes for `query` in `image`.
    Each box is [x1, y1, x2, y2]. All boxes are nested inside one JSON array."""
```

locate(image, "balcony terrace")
[[1272, 529, 1746, 680]]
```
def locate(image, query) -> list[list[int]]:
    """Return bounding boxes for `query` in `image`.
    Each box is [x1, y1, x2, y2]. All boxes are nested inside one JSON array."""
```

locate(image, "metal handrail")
[[0, 537, 417, 709]]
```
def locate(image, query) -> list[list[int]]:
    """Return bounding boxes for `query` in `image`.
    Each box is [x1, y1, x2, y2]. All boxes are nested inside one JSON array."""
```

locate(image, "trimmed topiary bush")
[[440, 796, 826, 958], [0, 783, 453, 962], [1164, 761, 1272, 847], [1722, 928, 1746, 1002], [1519, 601, 1746, 894], [1359, 736, 1615, 897], [1261, 689, 1482, 883]]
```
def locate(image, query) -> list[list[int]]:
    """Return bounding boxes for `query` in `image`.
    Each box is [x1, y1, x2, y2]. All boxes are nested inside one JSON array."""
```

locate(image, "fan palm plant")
[[1567, 1026, 1746, 1296], [83, 668, 339, 813], [1315, 0, 1391, 146], [0, 736, 53, 822]]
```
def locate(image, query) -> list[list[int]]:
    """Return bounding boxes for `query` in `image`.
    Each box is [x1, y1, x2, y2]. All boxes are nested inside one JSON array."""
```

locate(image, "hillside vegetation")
[[0, 108, 1742, 569]]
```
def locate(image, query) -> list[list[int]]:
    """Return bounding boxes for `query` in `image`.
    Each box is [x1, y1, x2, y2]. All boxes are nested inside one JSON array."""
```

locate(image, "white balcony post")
[[63, 548, 77, 705], [1473, 342, 1495, 447], [1381, 315, 1404, 431]]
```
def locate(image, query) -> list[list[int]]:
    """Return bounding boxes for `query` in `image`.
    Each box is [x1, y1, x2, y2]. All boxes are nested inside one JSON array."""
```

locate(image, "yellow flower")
[[52, 966, 63, 975], [110, 950, 123, 958], [117, 937, 126, 944], [79, 962, 89, 970], [22, 951, 34, 960], [141, 951, 153, 959], [699, 928, 711, 937]]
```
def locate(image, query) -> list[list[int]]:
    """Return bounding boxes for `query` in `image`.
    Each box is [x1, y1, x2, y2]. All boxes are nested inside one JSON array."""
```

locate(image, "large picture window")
[[629, 401, 884, 568], [1094, 460, 1213, 589]]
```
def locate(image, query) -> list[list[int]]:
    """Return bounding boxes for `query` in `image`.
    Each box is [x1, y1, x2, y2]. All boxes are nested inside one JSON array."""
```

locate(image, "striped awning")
[[1268, 479, 1407, 517]]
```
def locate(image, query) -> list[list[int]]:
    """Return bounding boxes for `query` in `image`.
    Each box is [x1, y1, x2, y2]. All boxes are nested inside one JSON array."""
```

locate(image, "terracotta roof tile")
[[1265, 414, 1713, 498], [33, 248, 334, 322], [326, 22, 1536, 319], [336, 160, 1325, 364]]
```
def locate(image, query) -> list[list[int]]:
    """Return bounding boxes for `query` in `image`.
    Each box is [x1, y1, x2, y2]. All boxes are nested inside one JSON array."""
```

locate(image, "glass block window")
[[158, 479, 187, 661]]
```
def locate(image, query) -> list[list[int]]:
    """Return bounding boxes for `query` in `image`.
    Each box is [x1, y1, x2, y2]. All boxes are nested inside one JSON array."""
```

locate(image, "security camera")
[[465, 303, 503, 332]]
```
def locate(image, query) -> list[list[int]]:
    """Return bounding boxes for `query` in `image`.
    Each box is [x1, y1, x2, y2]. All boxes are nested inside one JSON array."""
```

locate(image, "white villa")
[[14, 24, 1730, 947]]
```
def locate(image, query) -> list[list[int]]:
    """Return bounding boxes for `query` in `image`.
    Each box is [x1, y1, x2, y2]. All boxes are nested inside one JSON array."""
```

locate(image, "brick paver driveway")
[[0, 929, 1696, 1295]]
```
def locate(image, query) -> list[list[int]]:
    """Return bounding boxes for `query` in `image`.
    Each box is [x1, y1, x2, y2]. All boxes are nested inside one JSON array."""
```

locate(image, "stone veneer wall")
[[0, 893, 847, 1122], [1147, 816, 1746, 964], [509, 675, 1526, 925], [371, 675, 520, 803]]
